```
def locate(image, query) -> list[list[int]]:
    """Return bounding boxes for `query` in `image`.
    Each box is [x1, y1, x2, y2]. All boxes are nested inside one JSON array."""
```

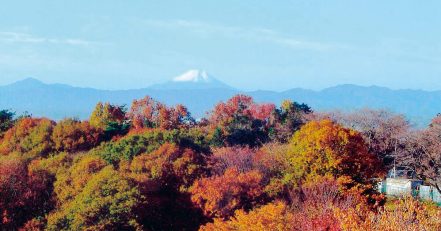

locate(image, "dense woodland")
[[1, 94, 441, 230]]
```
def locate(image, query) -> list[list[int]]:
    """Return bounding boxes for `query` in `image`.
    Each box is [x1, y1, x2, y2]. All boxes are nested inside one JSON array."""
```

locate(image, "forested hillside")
[[1, 95, 441, 230]]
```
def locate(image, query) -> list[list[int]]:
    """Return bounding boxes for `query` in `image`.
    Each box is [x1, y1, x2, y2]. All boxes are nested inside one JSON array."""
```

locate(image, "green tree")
[[54, 155, 108, 205], [0, 109, 15, 138], [93, 129, 208, 166], [210, 127, 225, 147], [270, 100, 312, 143], [47, 166, 142, 231], [90, 102, 128, 140]]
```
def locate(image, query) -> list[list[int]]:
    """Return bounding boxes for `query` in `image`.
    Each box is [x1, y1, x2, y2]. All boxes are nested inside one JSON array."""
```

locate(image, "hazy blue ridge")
[[0, 78, 439, 127]]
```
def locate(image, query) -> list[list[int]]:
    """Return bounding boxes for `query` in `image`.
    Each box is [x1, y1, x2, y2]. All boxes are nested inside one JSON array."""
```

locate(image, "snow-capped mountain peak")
[[172, 69, 212, 82], [149, 70, 234, 90]]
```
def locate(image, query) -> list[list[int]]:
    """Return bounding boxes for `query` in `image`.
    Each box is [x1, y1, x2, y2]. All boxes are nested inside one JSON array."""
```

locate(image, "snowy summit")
[[172, 70, 212, 83], [150, 70, 233, 90]]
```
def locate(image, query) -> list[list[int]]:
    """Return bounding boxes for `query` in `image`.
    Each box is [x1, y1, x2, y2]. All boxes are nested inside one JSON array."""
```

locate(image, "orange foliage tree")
[[209, 95, 274, 127], [202, 182, 441, 231], [201, 177, 371, 231], [127, 96, 194, 130], [208, 95, 275, 147], [51, 118, 103, 153], [190, 168, 266, 219], [322, 109, 411, 168]]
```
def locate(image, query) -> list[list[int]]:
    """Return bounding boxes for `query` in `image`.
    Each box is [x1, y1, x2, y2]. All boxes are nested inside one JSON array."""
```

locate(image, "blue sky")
[[0, 1, 440, 91]]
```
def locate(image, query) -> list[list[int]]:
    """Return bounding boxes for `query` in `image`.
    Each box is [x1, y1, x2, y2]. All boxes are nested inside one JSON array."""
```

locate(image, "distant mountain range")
[[0, 70, 440, 127]]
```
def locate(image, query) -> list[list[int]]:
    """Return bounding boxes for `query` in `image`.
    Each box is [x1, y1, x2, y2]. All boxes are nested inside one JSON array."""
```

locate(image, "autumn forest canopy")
[[1, 94, 441, 230]]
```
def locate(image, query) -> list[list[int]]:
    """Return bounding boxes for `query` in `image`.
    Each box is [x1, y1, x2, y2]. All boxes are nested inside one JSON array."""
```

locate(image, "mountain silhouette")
[[0, 78, 439, 126]]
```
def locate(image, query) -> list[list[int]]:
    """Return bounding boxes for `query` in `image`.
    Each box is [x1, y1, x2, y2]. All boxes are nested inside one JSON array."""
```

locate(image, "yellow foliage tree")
[[28, 152, 72, 176], [201, 202, 293, 231], [53, 155, 107, 205], [89, 102, 125, 130], [286, 119, 383, 191], [0, 117, 54, 158], [336, 197, 441, 231]]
